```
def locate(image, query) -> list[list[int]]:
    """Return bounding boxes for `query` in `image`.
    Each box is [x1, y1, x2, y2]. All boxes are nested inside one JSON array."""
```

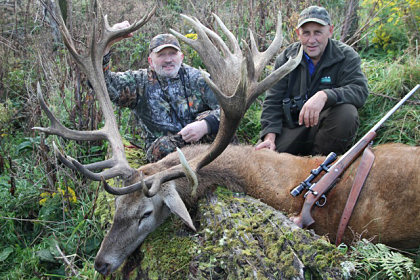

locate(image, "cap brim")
[[152, 44, 181, 53], [297, 18, 329, 29]]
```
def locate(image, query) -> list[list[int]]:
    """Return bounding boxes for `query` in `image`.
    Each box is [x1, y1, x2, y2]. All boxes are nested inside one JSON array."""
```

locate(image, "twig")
[[53, 235, 79, 277], [85, 180, 101, 220], [370, 92, 420, 105], [0, 216, 62, 224], [0, 36, 18, 51]]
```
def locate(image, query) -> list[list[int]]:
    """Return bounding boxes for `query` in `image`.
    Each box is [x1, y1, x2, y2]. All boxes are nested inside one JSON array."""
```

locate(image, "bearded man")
[[103, 26, 220, 162]]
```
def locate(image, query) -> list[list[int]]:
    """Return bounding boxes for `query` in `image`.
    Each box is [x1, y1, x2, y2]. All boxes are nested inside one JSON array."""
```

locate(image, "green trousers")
[[275, 104, 359, 156]]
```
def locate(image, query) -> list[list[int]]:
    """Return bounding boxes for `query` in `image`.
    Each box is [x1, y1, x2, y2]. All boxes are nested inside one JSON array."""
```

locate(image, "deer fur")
[[94, 142, 420, 274]]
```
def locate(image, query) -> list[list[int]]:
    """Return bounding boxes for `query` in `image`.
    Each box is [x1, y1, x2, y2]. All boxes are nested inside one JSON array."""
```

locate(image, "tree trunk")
[[115, 187, 346, 280]]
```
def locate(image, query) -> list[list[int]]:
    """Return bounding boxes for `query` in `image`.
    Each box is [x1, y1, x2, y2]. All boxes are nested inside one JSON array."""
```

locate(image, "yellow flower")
[[39, 192, 51, 206], [52, 187, 77, 204], [66, 187, 77, 204], [185, 33, 198, 40]]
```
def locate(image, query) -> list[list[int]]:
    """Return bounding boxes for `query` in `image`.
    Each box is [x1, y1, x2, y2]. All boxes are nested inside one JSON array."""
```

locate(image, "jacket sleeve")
[[259, 51, 290, 139], [323, 48, 369, 109], [103, 54, 145, 109]]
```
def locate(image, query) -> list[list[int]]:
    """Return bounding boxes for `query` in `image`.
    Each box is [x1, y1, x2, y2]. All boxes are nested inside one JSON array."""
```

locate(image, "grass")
[[357, 55, 420, 145]]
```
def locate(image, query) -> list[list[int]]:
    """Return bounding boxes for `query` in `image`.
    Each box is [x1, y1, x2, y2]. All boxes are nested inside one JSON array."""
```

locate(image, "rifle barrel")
[[370, 84, 419, 132], [333, 84, 419, 167]]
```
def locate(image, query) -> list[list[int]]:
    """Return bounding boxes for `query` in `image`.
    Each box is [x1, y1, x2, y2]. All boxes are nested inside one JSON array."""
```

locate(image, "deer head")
[[34, 0, 302, 275]]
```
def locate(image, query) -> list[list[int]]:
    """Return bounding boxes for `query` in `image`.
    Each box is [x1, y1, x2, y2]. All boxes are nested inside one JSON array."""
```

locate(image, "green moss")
[[138, 217, 195, 279], [106, 186, 345, 279]]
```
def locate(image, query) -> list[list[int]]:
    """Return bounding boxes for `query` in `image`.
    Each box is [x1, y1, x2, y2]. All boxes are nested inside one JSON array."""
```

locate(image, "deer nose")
[[94, 260, 111, 275]]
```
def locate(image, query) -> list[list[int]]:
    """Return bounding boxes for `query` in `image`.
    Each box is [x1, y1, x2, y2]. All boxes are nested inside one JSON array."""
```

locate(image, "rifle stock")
[[291, 84, 419, 229], [292, 131, 377, 228]]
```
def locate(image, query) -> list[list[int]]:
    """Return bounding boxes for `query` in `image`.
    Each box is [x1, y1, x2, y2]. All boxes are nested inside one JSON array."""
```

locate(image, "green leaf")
[[0, 246, 13, 261], [36, 249, 57, 263]]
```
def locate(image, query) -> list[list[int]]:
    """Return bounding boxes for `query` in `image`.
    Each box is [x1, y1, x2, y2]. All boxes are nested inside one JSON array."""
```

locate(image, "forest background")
[[0, 0, 419, 279]]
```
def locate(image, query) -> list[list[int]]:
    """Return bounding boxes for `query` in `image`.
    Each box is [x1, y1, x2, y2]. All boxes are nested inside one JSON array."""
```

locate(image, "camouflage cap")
[[149, 33, 181, 53], [297, 6, 331, 29]]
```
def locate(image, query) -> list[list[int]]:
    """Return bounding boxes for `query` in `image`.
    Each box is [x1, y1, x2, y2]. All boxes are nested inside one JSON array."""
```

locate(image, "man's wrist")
[[201, 120, 210, 135], [316, 90, 328, 103], [264, 133, 276, 143]]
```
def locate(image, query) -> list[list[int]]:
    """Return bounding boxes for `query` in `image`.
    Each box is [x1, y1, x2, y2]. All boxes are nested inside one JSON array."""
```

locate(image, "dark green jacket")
[[260, 39, 369, 138]]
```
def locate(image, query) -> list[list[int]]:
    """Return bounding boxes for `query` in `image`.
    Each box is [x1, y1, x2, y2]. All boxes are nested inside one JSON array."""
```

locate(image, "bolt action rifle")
[[290, 84, 419, 229]]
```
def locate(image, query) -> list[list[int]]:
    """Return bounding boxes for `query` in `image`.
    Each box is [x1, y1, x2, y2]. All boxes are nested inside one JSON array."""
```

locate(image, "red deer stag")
[[34, 1, 303, 275]]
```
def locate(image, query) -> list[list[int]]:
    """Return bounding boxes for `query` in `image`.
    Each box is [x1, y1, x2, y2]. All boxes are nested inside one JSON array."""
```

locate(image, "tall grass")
[[357, 54, 419, 145]]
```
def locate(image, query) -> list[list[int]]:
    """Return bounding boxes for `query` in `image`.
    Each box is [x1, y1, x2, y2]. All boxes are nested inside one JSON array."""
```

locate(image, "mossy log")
[[111, 188, 346, 280]]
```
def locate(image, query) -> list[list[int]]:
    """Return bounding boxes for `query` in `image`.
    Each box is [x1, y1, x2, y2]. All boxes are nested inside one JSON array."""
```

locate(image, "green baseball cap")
[[149, 33, 181, 53], [297, 6, 331, 29]]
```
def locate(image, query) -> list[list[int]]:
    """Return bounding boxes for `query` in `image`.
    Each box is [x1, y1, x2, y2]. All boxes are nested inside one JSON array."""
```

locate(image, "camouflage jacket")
[[103, 55, 220, 148]]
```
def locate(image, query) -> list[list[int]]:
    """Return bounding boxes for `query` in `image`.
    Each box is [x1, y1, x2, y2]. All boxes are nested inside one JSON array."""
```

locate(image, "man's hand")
[[299, 91, 327, 127], [104, 21, 133, 54], [178, 120, 208, 143], [255, 133, 276, 151]]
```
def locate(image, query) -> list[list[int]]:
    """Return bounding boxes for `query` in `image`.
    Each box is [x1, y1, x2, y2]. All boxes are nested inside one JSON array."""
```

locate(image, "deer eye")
[[138, 210, 153, 226]]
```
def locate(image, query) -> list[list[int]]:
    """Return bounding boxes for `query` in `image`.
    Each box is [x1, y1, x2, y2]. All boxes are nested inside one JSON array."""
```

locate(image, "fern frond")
[[349, 239, 419, 279]]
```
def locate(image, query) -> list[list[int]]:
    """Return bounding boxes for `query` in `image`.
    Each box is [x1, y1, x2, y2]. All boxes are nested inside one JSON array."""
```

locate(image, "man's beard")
[[153, 61, 182, 78]]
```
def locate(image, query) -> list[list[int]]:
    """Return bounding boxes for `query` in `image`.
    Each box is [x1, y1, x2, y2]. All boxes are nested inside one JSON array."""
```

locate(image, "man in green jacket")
[[256, 6, 369, 156]]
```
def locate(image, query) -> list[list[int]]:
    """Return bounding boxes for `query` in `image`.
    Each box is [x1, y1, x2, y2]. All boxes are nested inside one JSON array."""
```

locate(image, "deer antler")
[[102, 13, 302, 196], [34, 0, 156, 181]]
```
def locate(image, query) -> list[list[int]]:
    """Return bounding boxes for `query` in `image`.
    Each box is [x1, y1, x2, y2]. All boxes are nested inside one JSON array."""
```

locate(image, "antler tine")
[[171, 14, 243, 107], [35, 83, 134, 180], [211, 13, 241, 55], [249, 12, 284, 79], [53, 142, 78, 171], [50, 5, 84, 69], [187, 16, 230, 58], [252, 46, 303, 105], [103, 166, 187, 196], [33, 83, 107, 141], [101, 6, 157, 56], [196, 20, 231, 58], [173, 14, 228, 69], [36, 2, 156, 184]]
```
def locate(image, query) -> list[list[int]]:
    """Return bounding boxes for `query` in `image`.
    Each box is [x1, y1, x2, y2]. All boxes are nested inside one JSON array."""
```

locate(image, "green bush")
[[0, 101, 12, 134], [361, 0, 419, 56]]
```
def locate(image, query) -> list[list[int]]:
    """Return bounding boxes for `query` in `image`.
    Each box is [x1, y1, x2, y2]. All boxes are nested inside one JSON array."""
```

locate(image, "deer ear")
[[162, 182, 196, 231]]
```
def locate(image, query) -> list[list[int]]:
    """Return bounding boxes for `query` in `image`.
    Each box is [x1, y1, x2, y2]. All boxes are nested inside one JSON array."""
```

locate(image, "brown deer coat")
[[139, 142, 420, 248]]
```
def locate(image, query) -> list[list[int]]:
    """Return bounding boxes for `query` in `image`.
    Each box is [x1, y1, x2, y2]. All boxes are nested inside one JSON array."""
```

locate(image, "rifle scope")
[[290, 152, 337, 197]]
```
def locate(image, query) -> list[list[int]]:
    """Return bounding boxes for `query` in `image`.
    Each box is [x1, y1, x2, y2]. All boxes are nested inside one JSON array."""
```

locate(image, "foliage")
[[0, 100, 13, 135], [361, 0, 420, 56], [237, 96, 264, 144], [350, 239, 420, 279], [112, 32, 149, 70], [357, 54, 419, 145]]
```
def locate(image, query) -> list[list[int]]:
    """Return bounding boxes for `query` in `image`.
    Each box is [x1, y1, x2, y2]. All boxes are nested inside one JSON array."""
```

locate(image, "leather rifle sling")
[[335, 145, 375, 246]]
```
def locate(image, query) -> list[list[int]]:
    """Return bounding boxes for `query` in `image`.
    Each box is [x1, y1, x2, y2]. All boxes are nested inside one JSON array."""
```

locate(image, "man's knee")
[[320, 104, 359, 138], [313, 104, 359, 155]]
